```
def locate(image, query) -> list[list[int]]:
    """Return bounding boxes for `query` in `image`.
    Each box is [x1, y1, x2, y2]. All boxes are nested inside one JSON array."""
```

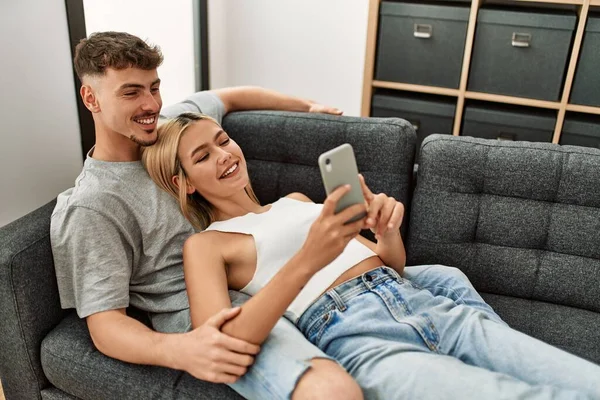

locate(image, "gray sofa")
[[1, 111, 598, 399]]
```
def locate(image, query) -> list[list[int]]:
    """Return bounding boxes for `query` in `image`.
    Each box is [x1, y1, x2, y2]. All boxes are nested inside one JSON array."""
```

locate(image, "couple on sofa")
[[50, 31, 600, 399]]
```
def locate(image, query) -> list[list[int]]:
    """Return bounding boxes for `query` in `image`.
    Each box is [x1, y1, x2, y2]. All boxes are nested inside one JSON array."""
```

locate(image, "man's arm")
[[87, 308, 259, 384], [212, 86, 343, 115], [51, 206, 258, 383]]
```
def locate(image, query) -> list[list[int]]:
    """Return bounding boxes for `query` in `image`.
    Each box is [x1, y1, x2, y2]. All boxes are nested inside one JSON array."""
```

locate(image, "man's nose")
[[141, 92, 160, 112]]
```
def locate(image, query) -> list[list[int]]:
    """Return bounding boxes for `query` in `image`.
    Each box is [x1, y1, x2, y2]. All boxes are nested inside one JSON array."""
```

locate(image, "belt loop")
[[327, 289, 347, 312], [386, 266, 402, 282]]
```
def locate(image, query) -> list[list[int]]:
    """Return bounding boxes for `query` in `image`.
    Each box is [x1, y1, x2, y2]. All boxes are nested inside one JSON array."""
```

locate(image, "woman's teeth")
[[221, 163, 238, 178]]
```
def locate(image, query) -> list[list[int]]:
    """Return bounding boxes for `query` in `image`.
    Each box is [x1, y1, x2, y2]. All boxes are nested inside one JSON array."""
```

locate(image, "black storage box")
[[560, 115, 600, 149], [375, 2, 470, 89], [371, 92, 456, 152], [468, 8, 576, 101], [462, 104, 556, 142], [570, 15, 600, 107]]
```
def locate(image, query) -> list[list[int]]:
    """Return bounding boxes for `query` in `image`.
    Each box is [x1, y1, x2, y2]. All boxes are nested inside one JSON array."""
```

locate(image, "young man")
[[51, 32, 502, 399]]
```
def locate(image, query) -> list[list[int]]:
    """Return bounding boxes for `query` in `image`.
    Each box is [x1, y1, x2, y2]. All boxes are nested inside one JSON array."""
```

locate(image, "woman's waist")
[[296, 265, 403, 332], [325, 255, 386, 292]]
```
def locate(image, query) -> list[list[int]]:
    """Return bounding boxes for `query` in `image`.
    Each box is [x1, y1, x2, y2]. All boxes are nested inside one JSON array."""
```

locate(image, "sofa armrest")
[[0, 199, 68, 399]]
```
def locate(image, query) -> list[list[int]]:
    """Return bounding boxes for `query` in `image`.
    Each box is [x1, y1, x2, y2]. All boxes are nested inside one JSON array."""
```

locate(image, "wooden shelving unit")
[[361, 0, 600, 144]]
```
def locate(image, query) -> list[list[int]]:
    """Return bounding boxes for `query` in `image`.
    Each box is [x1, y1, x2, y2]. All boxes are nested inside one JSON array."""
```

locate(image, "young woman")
[[142, 113, 600, 399]]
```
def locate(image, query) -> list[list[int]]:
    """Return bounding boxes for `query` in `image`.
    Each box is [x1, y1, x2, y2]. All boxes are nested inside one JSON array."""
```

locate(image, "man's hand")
[[308, 103, 343, 115], [173, 307, 261, 384]]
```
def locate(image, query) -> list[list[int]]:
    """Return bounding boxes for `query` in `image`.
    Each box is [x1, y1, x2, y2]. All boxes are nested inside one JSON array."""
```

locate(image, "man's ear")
[[172, 175, 196, 195], [80, 85, 100, 113]]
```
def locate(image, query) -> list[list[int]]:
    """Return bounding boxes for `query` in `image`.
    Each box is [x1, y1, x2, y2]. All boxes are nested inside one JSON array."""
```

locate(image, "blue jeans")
[[228, 265, 506, 399], [296, 267, 600, 400]]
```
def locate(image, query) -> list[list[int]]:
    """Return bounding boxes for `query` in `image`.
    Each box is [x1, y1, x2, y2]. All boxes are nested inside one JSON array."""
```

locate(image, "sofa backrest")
[[407, 134, 600, 364], [222, 111, 417, 236]]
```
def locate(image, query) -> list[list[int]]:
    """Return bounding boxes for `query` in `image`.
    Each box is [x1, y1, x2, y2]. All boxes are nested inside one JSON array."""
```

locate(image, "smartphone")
[[318, 143, 367, 223]]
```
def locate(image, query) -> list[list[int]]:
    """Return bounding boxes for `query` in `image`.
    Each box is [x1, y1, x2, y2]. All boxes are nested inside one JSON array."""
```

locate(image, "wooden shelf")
[[465, 92, 562, 110], [567, 104, 600, 115], [362, 0, 598, 144], [372, 81, 460, 97], [512, 0, 584, 4]]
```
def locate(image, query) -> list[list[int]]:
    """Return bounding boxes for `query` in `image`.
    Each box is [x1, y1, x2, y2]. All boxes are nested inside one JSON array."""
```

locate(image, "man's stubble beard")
[[129, 134, 158, 147]]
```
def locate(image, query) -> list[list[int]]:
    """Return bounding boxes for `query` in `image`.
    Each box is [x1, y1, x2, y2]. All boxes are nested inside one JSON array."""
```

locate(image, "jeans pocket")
[[305, 309, 336, 346]]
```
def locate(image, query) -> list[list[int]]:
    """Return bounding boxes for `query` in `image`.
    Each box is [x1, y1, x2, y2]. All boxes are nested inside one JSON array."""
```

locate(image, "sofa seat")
[[482, 293, 600, 363], [41, 312, 242, 400]]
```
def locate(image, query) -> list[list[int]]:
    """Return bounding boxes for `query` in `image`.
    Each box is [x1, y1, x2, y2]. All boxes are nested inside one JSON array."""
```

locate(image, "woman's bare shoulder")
[[285, 192, 314, 203], [184, 230, 224, 253]]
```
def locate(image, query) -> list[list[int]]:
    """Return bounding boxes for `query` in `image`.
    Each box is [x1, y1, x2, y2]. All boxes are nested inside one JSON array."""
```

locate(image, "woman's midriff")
[[324, 255, 390, 292]]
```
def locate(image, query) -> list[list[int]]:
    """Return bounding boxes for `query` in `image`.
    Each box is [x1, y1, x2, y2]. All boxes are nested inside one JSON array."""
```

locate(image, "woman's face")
[[177, 119, 249, 199]]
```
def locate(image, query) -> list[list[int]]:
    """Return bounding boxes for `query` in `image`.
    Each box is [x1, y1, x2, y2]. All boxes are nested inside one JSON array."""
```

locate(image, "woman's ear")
[[172, 175, 196, 195]]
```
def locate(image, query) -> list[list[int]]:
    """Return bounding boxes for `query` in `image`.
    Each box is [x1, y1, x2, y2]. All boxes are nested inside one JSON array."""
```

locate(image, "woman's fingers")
[[377, 197, 397, 235], [387, 202, 405, 231], [358, 174, 374, 202], [322, 185, 351, 216]]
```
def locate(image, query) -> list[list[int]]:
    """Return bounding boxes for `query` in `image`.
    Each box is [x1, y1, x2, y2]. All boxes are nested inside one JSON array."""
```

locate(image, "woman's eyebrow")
[[190, 130, 225, 157]]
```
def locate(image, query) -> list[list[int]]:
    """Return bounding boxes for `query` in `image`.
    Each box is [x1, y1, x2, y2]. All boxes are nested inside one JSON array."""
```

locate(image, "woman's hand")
[[359, 174, 404, 240], [298, 185, 366, 272]]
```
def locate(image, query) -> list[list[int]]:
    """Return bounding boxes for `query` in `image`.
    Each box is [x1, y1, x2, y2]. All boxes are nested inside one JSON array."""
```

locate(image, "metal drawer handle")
[[497, 133, 516, 141], [409, 120, 420, 132], [414, 24, 433, 39], [512, 33, 531, 48]]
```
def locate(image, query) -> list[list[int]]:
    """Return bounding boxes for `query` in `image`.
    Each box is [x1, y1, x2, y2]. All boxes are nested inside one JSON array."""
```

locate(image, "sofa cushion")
[[41, 312, 242, 400], [222, 111, 417, 236], [482, 293, 600, 363], [407, 135, 600, 364]]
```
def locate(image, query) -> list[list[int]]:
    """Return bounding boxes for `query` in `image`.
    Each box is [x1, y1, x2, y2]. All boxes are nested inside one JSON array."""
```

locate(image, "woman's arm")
[[291, 190, 406, 274], [184, 186, 367, 345], [184, 231, 313, 344], [355, 230, 406, 274]]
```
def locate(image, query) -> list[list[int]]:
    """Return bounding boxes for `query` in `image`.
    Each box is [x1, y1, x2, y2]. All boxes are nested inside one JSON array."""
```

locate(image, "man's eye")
[[124, 92, 136, 97], [151, 88, 160, 93]]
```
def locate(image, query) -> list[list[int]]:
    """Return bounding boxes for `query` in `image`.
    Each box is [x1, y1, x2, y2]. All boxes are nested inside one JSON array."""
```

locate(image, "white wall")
[[83, 0, 197, 107], [0, 0, 83, 227], [208, 0, 369, 116]]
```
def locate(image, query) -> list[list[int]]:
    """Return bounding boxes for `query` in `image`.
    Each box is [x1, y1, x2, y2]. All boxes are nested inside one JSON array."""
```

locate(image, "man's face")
[[86, 67, 162, 147]]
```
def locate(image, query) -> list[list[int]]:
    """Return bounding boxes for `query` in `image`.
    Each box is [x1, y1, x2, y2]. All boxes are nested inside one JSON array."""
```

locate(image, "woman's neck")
[[210, 191, 269, 221]]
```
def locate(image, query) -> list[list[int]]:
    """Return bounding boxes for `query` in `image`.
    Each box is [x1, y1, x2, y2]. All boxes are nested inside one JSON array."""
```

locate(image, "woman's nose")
[[217, 150, 232, 164]]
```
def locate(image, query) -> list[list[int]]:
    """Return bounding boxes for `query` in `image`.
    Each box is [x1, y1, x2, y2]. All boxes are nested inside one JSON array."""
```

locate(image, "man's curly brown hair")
[[74, 31, 163, 80]]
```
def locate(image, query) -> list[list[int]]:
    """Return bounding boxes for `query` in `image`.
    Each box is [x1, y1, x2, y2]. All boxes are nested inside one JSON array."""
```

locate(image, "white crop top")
[[203, 197, 377, 322]]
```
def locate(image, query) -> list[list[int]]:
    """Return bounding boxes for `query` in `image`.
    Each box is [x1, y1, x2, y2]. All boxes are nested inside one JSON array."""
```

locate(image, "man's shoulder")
[[51, 165, 138, 222]]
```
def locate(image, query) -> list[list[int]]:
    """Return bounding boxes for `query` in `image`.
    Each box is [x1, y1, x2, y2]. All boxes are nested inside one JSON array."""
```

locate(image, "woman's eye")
[[220, 139, 230, 146], [196, 154, 208, 163]]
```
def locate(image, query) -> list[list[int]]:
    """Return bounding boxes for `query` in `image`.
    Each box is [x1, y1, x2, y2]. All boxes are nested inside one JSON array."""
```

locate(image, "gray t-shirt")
[[51, 91, 227, 333]]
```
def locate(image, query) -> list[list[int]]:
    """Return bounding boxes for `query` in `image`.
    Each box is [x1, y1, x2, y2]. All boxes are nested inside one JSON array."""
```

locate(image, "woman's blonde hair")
[[141, 112, 260, 230]]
